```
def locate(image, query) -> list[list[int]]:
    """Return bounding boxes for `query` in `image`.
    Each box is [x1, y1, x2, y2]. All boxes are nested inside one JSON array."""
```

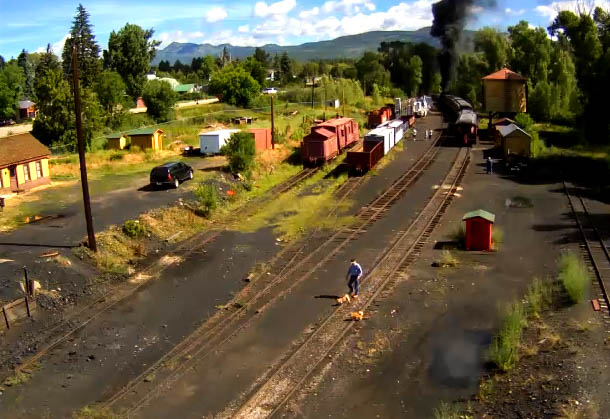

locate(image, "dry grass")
[[74, 405, 119, 419], [141, 206, 208, 241]]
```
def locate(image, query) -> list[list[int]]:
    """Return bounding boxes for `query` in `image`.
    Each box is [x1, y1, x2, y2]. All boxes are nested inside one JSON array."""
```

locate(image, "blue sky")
[[1, 0, 609, 59]]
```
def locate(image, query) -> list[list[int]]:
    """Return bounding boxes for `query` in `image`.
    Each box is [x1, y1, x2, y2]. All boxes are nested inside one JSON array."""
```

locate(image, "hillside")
[[152, 28, 474, 65]]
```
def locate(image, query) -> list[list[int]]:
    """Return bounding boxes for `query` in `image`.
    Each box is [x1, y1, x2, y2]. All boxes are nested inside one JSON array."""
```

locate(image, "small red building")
[[462, 209, 495, 251], [248, 128, 272, 151]]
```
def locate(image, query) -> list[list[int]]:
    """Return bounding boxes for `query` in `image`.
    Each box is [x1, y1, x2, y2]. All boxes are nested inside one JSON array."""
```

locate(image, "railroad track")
[[6, 164, 323, 379], [233, 146, 470, 419], [102, 132, 445, 416], [564, 182, 610, 319]]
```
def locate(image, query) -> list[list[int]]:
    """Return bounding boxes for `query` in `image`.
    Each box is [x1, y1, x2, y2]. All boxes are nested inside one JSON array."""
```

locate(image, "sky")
[[1, 0, 609, 59]]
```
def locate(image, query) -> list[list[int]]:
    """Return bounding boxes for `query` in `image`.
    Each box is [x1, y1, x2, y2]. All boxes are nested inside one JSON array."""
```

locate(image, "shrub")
[[221, 131, 256, 175], [525, 278, 553, 316], [194, 183, 219, 217], [492, 226, 503, 248], [450, 224, 466, 248], [433, 401, 462, 419], [122, 220, 147, 238], [488, 301, 527, 371], [558, 251, 589, 304], [514, 113, 534, 132], [142, 79, 178, 122], [108, 151, 124, 161]]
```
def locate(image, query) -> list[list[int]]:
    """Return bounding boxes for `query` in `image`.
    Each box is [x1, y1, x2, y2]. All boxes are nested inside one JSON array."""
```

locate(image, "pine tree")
[[17, 49, 35, 99], [62, 4, 101, 88]]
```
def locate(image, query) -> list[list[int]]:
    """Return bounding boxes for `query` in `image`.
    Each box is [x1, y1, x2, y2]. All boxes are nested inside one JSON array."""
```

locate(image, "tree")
[[104, 23, 160, 100], [158, 60, 171, 72], [221, 131, 256, 175], [451, 53, 487, 107], [404, 55, 423, 97], [17, 49, 35, 99], [62, 4, 102, 88], [474, 27, 511, 74], [430, 72, 442, 94], [94, 70, 126, 114], [279, 52, 293, 84], [0, 62, 25, 119], [142, 79, 177, 121], [243, 57, 266, 86], [209, 65, 260, 107], [508, 21, 551, 85], [355, 52, 389, 95], [0, 55, 5, 70], [198, 55, 218, 81], [253, 47, 270, 66]]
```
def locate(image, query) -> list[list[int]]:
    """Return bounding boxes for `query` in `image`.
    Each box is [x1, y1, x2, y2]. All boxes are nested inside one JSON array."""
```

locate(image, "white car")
[[262, 87, 278, 94]]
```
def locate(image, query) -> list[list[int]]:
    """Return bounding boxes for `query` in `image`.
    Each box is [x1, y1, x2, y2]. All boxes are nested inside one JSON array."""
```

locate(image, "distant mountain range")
[[152, 28, 475, 65]]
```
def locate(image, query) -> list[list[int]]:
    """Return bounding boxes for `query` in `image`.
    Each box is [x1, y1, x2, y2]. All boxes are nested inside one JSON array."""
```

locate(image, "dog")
[[350, 310, 365, 321], [336, 294, 351, 304]]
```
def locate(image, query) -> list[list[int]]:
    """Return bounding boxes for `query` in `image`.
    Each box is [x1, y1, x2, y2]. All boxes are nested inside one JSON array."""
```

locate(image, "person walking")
[[486, 156, 493, 174], [346, 259, 363, 298]]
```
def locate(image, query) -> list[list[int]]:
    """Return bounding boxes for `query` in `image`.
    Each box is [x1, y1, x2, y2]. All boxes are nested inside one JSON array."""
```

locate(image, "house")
[[199, 129, 240, 155], [328, 99, 340, 109], [129, 128, 164, 151], [174, 83, 196, 94], [266, 69, 275, 81], [17, 100, 37, 120], [158, 77, 179, 89], [462, 209, 495, 251], [497, 123, 531, 159], [249, 128, 272, 151], [105, 132, 129, 150], [0, 133, 51, 193], [482, 68, 527, 115], [492, 117, 516, 146]]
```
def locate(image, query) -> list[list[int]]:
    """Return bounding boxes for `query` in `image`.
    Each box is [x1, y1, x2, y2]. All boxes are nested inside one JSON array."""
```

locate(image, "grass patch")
[[74, 405, 119, 419], [433, 250, 458, 267], [487, 301, 527, 372], [122, 219, 148, 238], [558, 251, 589, 304], [3, 370, 32, 387], [77, 228, 145, 275], [141, 206, 208, 241], [194, 183, 220, 217], [433, 401, 471, 419], [525, 277, 553, 317], [450, 224, 466, 248]]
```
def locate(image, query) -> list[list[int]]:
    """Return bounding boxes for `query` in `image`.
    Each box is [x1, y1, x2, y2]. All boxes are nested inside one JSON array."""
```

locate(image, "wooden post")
[[24, 296, 30, 318], [3, 306, 9, 329], [342, 86, 345, 118], [311, 75, 315, 109], [270, 94, 275, 150]]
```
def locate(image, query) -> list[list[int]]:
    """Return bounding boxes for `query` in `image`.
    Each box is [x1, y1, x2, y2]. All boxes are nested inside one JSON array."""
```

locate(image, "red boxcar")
[[367, 107, 394, 128], [249, 128, 272, 151], [301, 118, 359, 165], [346, 140, 384, 174]]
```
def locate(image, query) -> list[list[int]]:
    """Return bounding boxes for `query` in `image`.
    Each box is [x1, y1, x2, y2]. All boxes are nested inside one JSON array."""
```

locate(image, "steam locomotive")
[[438, 94, 478, 146]]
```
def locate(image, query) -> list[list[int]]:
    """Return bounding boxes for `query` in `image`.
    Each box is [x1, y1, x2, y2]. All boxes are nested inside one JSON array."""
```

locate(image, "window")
[[23, 164, 30, 182], [36, 161, 43, 178]]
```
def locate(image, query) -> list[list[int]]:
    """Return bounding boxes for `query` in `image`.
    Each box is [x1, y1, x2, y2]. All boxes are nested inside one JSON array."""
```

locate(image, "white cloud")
[[299, 7, 320, 18], [535, 1, 610, 21], [206, 7, 228, 23], [505, 8, 526, 16], [238, 24, 250, 33], [35, 33, 70, 57], [254, 0, 297, 17], [207, 30, 260, 46], [322, 0, 376, 15], [156, 31, 206, 48]]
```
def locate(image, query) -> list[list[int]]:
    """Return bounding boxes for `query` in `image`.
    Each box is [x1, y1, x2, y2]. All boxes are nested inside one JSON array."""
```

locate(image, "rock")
[[87, 354, 95, 361]]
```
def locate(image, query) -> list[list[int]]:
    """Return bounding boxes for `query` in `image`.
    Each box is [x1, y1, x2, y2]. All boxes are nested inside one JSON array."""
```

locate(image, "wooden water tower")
[[482, 68, 527, 116]]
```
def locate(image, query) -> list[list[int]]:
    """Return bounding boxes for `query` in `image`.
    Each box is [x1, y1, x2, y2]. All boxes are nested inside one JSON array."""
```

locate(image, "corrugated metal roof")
[[462, 209, 495, 223], [174, 83, 195, 92], [497, 123, 531, 138], [199, 129, 240, 136], [482, 68, 527, 81], [18, 100, 35, 109], [106, 132, 127, 139], [310, 127, 335, 138], [128, 127, 163, 136], [0, 133, 50, 168]]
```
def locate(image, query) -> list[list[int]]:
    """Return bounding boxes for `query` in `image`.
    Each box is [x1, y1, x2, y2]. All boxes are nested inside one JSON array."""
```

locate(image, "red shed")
[[462, 209, 495, 251], [249, 128, 272, 151]]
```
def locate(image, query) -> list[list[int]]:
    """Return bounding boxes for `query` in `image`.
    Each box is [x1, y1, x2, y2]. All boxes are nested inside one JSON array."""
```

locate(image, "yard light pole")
[[270, 93, 275, 150], [72, 42, 97, 252]]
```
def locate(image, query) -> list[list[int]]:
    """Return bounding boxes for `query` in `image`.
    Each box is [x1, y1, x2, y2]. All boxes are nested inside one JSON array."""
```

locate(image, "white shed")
[[365, 127, 393, 155], [199, 129, 240, 154]]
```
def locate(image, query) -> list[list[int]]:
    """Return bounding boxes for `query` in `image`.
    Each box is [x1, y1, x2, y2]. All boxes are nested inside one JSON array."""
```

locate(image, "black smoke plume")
[[430, 0, 495, 91]]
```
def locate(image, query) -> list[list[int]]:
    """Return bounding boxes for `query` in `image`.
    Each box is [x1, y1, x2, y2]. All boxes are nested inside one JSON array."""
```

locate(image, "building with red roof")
[[482, 68, 527, 115]]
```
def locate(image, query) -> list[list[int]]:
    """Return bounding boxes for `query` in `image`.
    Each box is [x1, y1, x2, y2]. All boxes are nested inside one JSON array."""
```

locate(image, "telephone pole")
[[72, 43, 96, 251], [311, 75, 315, 109], [270, 94, 275, 150]]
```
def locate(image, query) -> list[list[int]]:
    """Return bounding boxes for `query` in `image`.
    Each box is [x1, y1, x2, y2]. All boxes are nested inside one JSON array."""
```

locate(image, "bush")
[[488, 301, 527, 371], [514, 113, 534, 132], [221, 131, 256, 175], [122, 220, 147, 238], [525, 278, 553, 316], [450, 224, 466, 248], [194, 183, 219, 217], [558, 251, 589, 304], [530, 131, 546, 158], [142, 79, 178, 122], [492, 226, 503, 248]]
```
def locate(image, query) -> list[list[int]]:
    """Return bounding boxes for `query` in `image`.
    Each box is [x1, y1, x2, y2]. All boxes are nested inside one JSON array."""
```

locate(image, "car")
[[262, 87, 278, 94], [0, 119, 16, 127], [149, 162, 193, 188]]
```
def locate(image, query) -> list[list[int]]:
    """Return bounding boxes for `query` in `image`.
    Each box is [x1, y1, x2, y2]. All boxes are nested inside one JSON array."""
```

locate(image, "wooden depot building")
[[482, 68, 527, 115], [105, 128, 164, 151], [0, 133, 51, 193]]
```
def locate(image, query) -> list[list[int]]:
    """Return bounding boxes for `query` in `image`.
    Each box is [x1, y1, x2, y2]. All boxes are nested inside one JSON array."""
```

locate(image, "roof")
[[495, 117, 516, 126], [106, 132, 127, 139], [317, 117, 353, 127], [0, 133, 50, 168], [174, 83, 195, 92], [18, 100, 35, 109], [497, 123, 531, 138], [307, 127, 335, 139], [128, 127, 163, 136], [482, 68, 527, 81], [462, 209, 495, 223]]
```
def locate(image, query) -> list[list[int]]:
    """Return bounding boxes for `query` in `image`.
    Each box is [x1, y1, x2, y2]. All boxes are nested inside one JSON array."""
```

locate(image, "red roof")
[[308, 127, 335, 139], [318, 117, 352, 127], [482, 68, 527, 81]]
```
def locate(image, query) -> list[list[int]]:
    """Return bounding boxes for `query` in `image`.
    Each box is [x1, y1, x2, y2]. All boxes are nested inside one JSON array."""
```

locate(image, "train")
[[438, 94, 478, 146], [301, 117, 359, 165]]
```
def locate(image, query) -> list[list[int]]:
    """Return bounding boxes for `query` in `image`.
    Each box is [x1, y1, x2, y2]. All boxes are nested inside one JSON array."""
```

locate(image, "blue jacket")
[[347, 262, 363, 278]]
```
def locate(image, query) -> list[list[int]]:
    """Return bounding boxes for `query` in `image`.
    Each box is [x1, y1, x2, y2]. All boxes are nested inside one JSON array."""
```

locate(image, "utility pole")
[[270, 94, 275, 150], [342, 86, 345, 117], [72, 43, 96, 252], [311, 75, 315, 109]]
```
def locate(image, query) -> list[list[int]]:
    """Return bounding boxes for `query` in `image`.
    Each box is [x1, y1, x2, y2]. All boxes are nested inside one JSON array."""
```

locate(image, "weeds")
[[194, 183, 220, 217], [558, 251, 589, 304], [525, 278, 553, 317], [433, 401, 471, 419], [491, 226, 503, 249], [3, 370, 32, 387], [487, 301, 527, 372], [74, 405, 118, 419], [450, 225, 466, 248], [433, 250, 458, 267], [122, 219, 148, 238]]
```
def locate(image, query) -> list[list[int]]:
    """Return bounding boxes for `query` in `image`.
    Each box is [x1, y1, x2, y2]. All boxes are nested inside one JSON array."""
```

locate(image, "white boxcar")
[[387, 119, 405, 143], [365, 127, 393, 155], [199, 129, 240, 154]]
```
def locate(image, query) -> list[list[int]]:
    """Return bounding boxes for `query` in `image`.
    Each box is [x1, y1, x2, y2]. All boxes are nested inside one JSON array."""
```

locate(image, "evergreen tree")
[[0, 62, 25, 119], [0, 55, 5, 70], [17, 49, 35, 99], [253, 47, 270, 66], [62, 4, 102, 88], [279, 52, 293, 84]]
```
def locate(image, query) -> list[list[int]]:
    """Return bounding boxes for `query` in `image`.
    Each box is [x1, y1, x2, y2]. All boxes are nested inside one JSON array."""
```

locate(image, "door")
[[9, 166, 17, 191]]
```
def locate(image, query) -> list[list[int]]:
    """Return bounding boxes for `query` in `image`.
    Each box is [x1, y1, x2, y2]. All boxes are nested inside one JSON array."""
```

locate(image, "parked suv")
[[150, 162, 193, 188]]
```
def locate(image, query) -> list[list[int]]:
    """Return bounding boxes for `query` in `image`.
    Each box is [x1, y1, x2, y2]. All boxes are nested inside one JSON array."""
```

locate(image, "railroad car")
[[301, 117, 359, 165], [365, 126, 394, 155], [379, 119, 407, 144], [367, 106, 394, 128], [346, 140, 384, 174], [455, 109, 478, 146]]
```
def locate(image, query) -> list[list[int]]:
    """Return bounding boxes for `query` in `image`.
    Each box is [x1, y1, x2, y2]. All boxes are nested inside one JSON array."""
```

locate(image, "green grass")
[[433, 401, 471, 419], [450, 224, 466, 248], [74, 405, 118, 419], [491, 226, 503, 249], [558, 251, 590, 304], [487, 301, 527, 372], [525, 277, 553, 317]]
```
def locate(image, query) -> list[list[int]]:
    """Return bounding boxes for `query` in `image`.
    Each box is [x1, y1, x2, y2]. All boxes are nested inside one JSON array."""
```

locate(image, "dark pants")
[[486, 160, 493, 174], [348, 275, 359, 295]]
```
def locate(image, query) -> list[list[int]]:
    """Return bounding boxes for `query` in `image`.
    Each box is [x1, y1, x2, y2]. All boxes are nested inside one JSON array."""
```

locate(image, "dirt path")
[[0, 123, 31, 138]]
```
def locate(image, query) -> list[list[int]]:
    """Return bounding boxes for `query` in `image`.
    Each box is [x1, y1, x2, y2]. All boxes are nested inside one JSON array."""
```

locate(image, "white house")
[[199, 129, 240, 154]]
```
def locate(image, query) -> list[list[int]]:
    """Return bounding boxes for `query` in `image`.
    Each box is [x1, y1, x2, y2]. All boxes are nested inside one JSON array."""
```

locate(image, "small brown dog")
[[336, 294, 351, 304], [350, 310, 365, 321]]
